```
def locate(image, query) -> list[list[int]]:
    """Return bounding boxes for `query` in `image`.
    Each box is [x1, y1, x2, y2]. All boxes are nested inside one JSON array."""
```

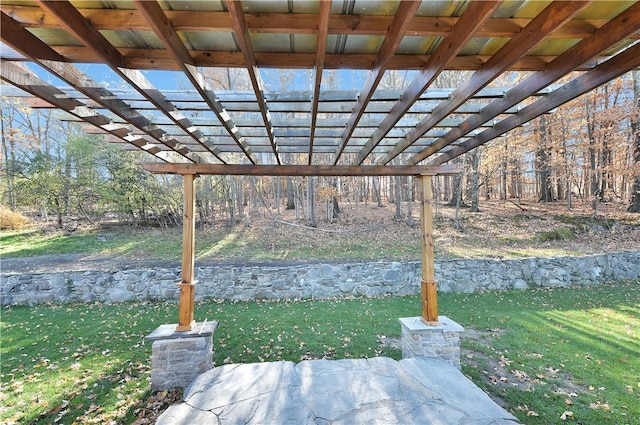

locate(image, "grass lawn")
[[1, 282, 638, 424]]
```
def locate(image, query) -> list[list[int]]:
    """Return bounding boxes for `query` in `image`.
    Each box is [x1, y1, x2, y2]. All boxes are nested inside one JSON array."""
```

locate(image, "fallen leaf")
[[589, 401, 610, 411], [560, 411, 573, 420]]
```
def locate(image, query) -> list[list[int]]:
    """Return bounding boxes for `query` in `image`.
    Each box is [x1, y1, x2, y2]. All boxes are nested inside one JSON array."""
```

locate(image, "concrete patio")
[[156, 356, 520, 424]]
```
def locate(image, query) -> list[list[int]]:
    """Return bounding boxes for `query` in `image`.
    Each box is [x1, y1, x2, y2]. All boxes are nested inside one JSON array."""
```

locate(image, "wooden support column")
[[418, 174, 439, 325], [177, 173, 197, 331]]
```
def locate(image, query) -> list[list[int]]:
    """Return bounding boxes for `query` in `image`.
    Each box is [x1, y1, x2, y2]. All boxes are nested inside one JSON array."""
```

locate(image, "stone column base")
[[146, 321, 219, 391], [399, 316, 464, 369]]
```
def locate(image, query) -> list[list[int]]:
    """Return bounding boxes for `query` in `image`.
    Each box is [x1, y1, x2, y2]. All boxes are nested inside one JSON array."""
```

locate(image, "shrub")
[[0, 206, 30, 230], [536, 227, 576, 242]]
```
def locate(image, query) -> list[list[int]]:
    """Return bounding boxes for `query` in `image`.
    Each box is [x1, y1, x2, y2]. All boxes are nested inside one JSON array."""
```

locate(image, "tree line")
[[1, 70, 639, 228]]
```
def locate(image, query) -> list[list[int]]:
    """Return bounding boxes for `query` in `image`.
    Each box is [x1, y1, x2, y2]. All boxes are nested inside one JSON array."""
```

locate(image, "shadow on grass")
[[2, 283, 638, 424]]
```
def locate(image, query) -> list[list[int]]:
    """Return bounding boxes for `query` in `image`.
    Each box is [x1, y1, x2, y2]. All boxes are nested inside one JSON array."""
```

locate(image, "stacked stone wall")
[[2, 251, 638, 306]]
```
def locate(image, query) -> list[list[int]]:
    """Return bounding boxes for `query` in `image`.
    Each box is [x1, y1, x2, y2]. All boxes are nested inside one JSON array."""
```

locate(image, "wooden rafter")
[[0, 11, 65, 62], [352, 1, 501, 165], [132, 0, 254, 164], [1, 12, 201, 162], [139, 163, 463, 177], [333, 0, 421, 165], [4, 5, 629, 40], [32, 0, 125, 68], [426, 40, 640, 166], [308, 0, 331, 165], [0, 61, 172, 162], [1, 48, 563, 72], [381, 1, 590, 165], [0, 86, 547, 108], [409, 1, 640, 166], [35, 0, 229, 164], [225, 0, 279, 164]]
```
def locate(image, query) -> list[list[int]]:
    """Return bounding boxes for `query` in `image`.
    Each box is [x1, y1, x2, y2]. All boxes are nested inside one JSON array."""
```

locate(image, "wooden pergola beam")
[[352, 1, 500, 165], [308, 0, 331, 165], [1, 48, 561, 72], [32, 0, 126, 67], [381, 1, 590, 165], [0, 11, 65, 62], [132, 0, 242, 164], [138, 163, 463, 177], [226, 0, 279, 164], [5, 5, 625, 40], [333, 0, 421, 165]]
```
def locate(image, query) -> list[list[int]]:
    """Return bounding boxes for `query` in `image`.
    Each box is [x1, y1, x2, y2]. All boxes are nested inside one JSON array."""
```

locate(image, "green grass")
[[452, 282, 640, 425], [0, 228, 184, 259], [536, 227, 577, 242], [2, 282, 638, 424]]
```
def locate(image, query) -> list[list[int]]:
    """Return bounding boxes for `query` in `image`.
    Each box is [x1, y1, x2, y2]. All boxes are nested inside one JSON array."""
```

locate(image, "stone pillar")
[[146, 321, 218, 391], [399, 316, 464, 369]]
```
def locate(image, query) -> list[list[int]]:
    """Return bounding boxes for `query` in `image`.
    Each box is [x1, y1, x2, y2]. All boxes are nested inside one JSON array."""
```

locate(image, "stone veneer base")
[[146, 321, 218, 391], [399, 316, 464, 369]]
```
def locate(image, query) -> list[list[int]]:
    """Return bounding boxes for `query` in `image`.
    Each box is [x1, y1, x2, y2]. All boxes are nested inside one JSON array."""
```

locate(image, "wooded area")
[[1, 69, 640, 228]]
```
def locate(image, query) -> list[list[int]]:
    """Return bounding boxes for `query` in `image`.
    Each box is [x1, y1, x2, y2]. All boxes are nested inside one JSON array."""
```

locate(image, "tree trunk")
[[330, 178, 341, 218], [228, 176, 236, 224], [274, 177, 280, 213], [446, 158, 465, 206], [586, 97, 600, 204], [559, 112, 572, 209], [500, 139, 508, 200], [236, 177, 244, 219], [454, 158, 466, 230], [469, 149, 481, 212], [536, 115, 554, 202], [443, 175, 451, 203], [394, 176, 402, 220], [307, 177, 316, 227], [286, 176, 295, 210], [372, 176, 383, 207], [628, 70, 640, 212], [0, 106, 16, 209], [406, 176, 414, 225]]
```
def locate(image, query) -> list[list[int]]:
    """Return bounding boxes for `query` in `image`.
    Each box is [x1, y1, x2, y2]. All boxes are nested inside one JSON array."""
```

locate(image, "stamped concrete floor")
[[156, 356, 520, 425]]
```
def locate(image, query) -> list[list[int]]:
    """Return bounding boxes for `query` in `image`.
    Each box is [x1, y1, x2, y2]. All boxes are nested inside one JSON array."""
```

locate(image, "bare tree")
[[628, 70, 640, 212]]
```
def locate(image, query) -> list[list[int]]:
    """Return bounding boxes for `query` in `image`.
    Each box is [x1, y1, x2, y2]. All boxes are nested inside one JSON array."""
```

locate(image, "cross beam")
[[139, 163, 462, 177]]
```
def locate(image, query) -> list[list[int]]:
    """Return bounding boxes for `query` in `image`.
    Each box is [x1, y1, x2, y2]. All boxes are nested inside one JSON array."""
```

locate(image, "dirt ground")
[[2, 199, 639, 274]]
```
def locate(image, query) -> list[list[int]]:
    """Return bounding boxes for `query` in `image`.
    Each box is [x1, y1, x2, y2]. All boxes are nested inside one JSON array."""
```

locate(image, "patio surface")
[[156, 356, 520, 424]]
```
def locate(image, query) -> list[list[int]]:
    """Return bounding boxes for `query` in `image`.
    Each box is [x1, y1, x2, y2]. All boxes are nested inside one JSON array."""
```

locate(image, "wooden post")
[[418, 174, 439, 325], [177, 173, 196, 331]]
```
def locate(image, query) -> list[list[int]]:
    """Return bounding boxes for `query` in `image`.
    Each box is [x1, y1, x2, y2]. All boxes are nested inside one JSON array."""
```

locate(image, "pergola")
[[2, 0, 639, 331]]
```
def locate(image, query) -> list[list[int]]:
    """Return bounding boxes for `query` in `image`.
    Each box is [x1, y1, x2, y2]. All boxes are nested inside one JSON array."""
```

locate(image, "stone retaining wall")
[[2, 251, 638, 306]]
